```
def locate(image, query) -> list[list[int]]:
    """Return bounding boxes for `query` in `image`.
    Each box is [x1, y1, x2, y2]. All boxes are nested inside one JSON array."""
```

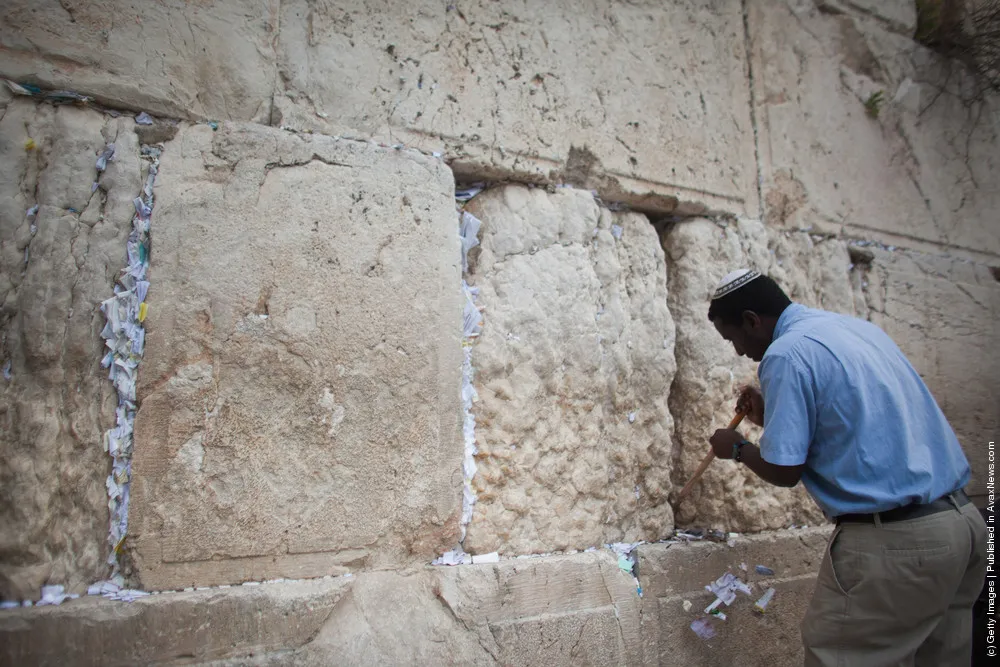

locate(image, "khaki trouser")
[[801, 499, 987, 667]]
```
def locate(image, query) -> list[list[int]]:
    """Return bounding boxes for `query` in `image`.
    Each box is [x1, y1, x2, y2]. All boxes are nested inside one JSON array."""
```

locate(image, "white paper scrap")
[[36, 585, 78, 606], [455, 183, 485, 201], [754, 587, 776, 613], [459, 211, 482, 273], [432, 549, 471, 566], [471, 552, 500, 564]]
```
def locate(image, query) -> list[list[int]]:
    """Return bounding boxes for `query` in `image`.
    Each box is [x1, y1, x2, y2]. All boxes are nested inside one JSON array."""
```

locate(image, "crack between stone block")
[[263, 153, 352, 174], [597, 564, 628, 655], [268, 0, 282, 128], [741, 0, 764, 221], [838, 0, 912, 36]]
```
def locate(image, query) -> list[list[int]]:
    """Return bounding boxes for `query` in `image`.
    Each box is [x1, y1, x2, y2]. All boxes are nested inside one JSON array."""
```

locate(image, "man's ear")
[[741, 310, 761, 330]]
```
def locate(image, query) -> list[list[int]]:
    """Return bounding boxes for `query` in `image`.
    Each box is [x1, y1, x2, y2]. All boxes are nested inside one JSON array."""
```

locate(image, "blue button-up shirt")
[[758, 303, 970, 517]]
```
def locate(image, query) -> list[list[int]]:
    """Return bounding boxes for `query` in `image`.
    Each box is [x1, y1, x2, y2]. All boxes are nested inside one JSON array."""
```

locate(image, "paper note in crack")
[[459, 211, 482, 272], [96, 144, 115, 171]]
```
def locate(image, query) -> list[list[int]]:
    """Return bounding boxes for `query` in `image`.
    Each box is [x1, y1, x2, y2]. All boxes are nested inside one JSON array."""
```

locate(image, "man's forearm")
[[739, 442, 801, 488]]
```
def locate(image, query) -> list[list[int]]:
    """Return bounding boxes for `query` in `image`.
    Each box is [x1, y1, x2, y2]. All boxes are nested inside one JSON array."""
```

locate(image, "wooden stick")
[[673, 411, 747, 503]]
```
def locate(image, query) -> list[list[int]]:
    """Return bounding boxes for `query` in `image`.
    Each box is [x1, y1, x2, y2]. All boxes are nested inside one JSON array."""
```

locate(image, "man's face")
[[712, 314, 769, 362]]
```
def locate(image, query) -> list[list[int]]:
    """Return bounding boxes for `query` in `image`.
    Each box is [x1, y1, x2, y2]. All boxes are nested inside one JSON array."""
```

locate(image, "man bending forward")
[[706, 269, 986, 667]]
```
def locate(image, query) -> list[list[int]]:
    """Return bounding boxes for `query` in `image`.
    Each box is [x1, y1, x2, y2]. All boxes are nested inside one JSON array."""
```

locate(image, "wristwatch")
[[733, 439, 750, 463]]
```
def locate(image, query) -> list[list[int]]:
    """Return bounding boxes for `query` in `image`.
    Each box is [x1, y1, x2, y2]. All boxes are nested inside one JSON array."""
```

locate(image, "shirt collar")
[[772, 303, 805, 340]]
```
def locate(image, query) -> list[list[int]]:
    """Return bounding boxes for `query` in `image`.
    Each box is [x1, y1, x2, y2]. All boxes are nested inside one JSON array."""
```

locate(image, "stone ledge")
[[0, 579, 350, 667], [0, 529, 829, 666]]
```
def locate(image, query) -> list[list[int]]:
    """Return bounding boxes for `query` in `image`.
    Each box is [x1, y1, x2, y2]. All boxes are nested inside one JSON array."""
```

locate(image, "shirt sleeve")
[[758, 352, 816, 466]]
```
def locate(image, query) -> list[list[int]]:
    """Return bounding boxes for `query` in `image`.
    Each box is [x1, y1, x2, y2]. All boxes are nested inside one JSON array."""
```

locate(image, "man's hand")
[[737, 385, 765, 427], [710, 429, 744, 459]]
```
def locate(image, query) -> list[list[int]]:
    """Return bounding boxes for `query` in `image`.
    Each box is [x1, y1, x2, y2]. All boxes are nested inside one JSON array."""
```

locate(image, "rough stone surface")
[[285, 569, 495, 666], [0, 99, 144, 599], [831, 0, 917, 35], [0, 0, 276, 123], [0, 529, 827, 667], [0, 578, 350, 667], [664, 218, 859, 531], [855, 248, 1000, 502], [130, 122, 464, 590], [462, 185, 676, 555], [750, 0, 1000, 261], [0, 0, 760, 216], [274, 0, 758, 215], [433, 551, 643, 666], [198, 553, 644, 666], [640, 528, 830, 666]]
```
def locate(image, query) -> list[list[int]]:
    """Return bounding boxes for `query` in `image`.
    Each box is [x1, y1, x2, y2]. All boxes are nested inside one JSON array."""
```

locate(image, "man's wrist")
[[733, 439, 751, 463]]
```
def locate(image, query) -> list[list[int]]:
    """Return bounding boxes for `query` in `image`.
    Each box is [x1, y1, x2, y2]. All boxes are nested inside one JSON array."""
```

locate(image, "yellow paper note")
[[139, 302, 148, 322]]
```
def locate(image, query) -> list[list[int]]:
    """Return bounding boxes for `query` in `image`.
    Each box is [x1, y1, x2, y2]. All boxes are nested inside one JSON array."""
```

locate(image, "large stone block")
[[0, 0, 277, 122], [664, 218, 859, 532], [750, 0, 1000, 261], [0, 578, 349, 667], [274, 0, 758, 215], [461, 185, 676, 554], [639, 528, 830, 667], [0, 99, 144, 599], [855, 248, 1000, 501], [130, 123, 464, 590], [433, 551, 643, 666]]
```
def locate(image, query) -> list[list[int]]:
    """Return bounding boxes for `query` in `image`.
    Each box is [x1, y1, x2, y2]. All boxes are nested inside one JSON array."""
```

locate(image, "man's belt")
[[835, 489, 971, 524]]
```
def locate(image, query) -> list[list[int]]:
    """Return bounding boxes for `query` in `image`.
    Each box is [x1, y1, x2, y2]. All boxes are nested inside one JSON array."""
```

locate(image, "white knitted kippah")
[[712, 268, 761, 300]]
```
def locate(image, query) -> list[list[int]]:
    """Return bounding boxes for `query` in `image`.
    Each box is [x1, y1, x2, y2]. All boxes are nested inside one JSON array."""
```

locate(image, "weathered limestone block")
[[284, 569, 495, 666], [130, 123, 463, 590], [640, 528, 830, 666], [855, 248, 1000, 501], [0, 0, 277, 122], [664, 218, 859, 531], [462, 185, 675, 554], [242, 552, 643, 666], [0, 579, 350, 667], [433, 551, 643, 665], [750, 0, 1000, 260], [0, 99, 144, 599], [275, 0, 757, 215]]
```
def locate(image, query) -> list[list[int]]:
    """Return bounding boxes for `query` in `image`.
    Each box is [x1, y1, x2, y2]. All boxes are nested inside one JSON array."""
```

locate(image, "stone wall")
[[0, 95, 145, 599], [751, 0, 1000, 260], [462, 185, 675, 554], [0, 528, 831, 667], [0, 0, 758, 215], [0, 0, 997, 663], [130, 122, 464, 590]]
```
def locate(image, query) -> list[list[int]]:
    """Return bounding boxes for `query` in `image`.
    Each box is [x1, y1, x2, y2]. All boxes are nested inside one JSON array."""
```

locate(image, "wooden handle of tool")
[[673, 411, 746, 503]]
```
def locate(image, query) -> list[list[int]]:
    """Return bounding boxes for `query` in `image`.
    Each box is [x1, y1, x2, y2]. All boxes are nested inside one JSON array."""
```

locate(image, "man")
[[705, 268, 986, 667]]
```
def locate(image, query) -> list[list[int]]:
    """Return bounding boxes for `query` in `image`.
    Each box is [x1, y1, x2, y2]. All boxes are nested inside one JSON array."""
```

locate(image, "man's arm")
[[709, 430, 804, 487], [710, 351, 815, 488]]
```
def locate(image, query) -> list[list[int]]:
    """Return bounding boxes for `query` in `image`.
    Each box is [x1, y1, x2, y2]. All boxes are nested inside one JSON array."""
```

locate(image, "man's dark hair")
[[707, 274, 792, 326]]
